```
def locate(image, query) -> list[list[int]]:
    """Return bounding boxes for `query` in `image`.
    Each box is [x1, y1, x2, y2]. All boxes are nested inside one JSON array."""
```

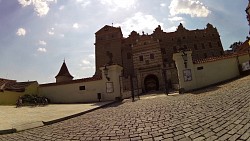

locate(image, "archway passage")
[[144, 74, 159, 92]]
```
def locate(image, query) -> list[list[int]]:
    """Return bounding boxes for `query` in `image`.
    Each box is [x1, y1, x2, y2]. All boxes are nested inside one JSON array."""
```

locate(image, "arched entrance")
[[144, 74, 159, 92]]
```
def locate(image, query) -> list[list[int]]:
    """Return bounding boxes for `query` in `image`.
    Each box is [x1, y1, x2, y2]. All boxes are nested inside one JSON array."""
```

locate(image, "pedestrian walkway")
[[0, 101, 114, 134]]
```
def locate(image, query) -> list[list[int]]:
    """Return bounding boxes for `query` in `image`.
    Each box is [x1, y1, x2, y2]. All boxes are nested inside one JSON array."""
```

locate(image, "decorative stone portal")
[[144, 74, 159, 92]]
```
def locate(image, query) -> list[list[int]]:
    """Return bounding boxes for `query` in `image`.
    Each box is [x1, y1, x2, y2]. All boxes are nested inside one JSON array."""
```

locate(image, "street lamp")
[[103, 65, 110, 81], [181, 51, 188, 68], [246, 0, 250, 35], [162, 68, 169, 95]]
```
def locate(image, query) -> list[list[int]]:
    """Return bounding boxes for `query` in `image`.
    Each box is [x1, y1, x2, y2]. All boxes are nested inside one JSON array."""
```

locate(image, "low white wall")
[[39, 80, 104, 103], [173, 51, 245, 92], [194, 57, 240, 89], [39, 65, 124, 103]]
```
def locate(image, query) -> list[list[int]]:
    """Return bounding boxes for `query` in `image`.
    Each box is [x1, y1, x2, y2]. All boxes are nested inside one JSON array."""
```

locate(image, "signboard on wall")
[[183, 69, 192, 82], [242, 61, 250, 71], [106, 82, 114, 93]]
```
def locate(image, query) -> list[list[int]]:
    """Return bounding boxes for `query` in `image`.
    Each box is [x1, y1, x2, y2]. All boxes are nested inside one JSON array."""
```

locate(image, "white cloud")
[[48, 27, 55, 35], [82, 60, 91, 65], [76, 0, 91, 7], [16, 28, 26, 36], [81, 66, 95, 71], [73, 23, 79, 29], [48, 31, 54, 35], [168, 16, 184, 22], [18, 0, 57, 17], [60, 34, 65, 37], [115, 12, 164, 37], [169, 0, 210, 17], [100, 0, 137, 11], [166, 26, 177, 32], [37, 48, 47, 52], [59, 5, 64, 10], [39, 40, 47, 46], [160, 3, 166, 7]]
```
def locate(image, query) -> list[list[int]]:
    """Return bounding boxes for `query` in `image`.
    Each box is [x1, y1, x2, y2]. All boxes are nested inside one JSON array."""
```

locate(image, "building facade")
[[94, 23, 224, 93], [0, 78, 38, 105]]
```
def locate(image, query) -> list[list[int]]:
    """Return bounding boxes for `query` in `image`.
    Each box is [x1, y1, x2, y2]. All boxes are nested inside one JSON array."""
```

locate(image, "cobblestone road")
[[1, 76, 250, 141]]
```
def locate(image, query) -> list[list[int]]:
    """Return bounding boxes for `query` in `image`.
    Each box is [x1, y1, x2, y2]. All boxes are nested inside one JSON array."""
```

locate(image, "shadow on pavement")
[[191, 86, 220, 94]]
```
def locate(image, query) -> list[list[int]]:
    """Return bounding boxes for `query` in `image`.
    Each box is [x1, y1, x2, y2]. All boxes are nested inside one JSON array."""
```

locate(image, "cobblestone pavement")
[[1, 76, 250, 141]]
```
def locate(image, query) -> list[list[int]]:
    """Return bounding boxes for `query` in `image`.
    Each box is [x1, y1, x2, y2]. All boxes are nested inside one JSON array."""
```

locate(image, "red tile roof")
[[4, 81, 37, 92], [193, 52, 249, 64], [0, 78, 16, 88], [40, 76, 102, 87], [0, 78, 37, 92], [235, 40, 250, 53]]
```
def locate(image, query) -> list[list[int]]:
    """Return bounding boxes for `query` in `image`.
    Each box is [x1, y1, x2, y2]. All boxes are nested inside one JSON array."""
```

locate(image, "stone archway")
[[144, 74, 159, 92]]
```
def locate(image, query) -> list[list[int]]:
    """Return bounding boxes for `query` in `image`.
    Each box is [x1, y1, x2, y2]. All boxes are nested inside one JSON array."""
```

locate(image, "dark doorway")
[[144, 74, 159, 92]]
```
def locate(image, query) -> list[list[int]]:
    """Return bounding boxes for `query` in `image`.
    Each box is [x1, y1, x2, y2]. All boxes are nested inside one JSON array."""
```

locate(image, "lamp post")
[[181, 51, 188, 68], [162, 68, 169, 95], [103, 65, 110, 81], [246, 0, 250, 36], [130, 74, 135, 102]]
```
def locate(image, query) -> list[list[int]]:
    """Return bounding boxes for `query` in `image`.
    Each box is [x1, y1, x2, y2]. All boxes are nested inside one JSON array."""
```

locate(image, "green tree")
[[230, 41, 243, 52]]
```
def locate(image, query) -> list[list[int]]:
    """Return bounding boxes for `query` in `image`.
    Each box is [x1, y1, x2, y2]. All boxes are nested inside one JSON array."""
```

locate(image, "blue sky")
[[0, 0, 248, 84]]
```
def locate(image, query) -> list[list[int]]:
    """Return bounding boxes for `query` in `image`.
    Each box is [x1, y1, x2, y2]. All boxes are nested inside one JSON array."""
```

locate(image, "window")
[[184, 45, 187, 50], [202, 43, 205, 49], [173, 46, 177, 52], [161, 48, 166, 54], [209, 42, 212, 48], [164, 58, 168, 62], [150, 54, 154, 59], [197, 66, 204, 70], [139, 55, 143, 61], [183, 36, 186, 39], [194, 44, 198, 50], [79, 86, 85, 90], [204, 53, 207, 58], [127, 53, 131, 59]]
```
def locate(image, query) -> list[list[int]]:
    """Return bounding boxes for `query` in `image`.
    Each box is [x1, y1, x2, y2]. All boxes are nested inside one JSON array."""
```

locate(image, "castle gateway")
[[94, 23, 224, 93]]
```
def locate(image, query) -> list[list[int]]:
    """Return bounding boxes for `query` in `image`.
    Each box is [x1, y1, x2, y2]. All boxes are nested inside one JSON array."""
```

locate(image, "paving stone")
[[163, 134, 174, 139], [193, 136, 205, 141], [217, 133, 231, 140], [228, 134, 241, 141], [1, 76, 250, 141], [240, 130, 250, 140], [185, 131, 195, 137], [205, 135, 218, 141]]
